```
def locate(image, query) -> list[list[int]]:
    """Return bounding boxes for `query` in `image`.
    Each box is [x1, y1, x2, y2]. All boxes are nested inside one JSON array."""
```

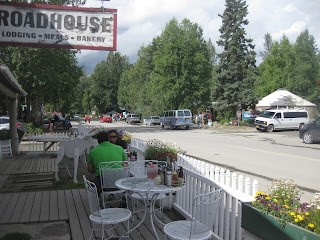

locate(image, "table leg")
[[150, 193, 161, 240], [122, 191, 148, 237]]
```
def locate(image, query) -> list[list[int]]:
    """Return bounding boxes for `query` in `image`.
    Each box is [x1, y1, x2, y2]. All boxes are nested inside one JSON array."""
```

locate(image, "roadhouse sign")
[[0, 2, 117, 50]]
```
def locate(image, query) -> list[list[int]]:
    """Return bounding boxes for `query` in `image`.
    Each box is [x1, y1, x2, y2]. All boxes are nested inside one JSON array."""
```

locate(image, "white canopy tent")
[[256, 89, 318, 118]]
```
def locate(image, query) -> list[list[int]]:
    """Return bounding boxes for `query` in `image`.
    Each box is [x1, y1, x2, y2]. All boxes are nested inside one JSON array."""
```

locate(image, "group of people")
[[87, 129, 127, 195], [194, 112, 211, 128], [84, 115, 91, 123]]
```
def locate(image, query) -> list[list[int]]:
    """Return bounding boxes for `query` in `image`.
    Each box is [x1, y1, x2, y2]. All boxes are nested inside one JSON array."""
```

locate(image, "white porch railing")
[[22, 132, 75, 154], [129, 138, 258, 240]]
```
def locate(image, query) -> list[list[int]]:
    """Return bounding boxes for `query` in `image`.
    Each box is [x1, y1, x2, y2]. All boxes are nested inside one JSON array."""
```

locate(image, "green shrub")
[[25, 122, 44, 134]]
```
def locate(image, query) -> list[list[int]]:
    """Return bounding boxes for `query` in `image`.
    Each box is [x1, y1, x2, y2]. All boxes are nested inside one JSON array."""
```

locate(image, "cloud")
[[77, 0, 320, 75]]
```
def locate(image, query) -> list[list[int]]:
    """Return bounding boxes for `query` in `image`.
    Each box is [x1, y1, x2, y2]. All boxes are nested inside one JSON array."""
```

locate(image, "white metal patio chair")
[[163, 189, 222, 240], [99, 161, 130, 208], [83, 175, 132, 240], [0, 139, 12, 157]]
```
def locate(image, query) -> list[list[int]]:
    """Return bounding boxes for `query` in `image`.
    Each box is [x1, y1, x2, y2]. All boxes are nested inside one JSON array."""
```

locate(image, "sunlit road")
[[81, 120, 320, 202]]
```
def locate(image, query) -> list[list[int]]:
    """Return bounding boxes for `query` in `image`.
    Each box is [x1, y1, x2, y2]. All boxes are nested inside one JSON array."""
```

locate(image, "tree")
[[149, 18, 212, 114], [0, 47, 83, 124], [91, 52, 129, 113], [292, 30, 320, 98], [214, 0, 258, 117], [255, 36, 296, 98], [260, 33, 273, 59]]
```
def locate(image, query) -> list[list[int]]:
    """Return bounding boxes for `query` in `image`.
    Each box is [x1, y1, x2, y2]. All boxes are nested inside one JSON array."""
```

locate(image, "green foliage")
[[213, 0, 258, 118], [256, 30, 320, 110], [252, 179, 320, 234], [91, 52, 130, 113], [25, 123, 44, 134], [119, 18, 214, 115], [0, 47, 83, 123]]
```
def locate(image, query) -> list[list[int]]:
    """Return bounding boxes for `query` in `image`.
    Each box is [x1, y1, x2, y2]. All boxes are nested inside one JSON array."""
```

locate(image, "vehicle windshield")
[[260, 111, 275, 118], [152, 116, 160, 119], [132, 114, 140, 118]]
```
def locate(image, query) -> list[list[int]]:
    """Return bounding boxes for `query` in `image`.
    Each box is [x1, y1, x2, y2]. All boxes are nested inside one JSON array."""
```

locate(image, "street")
[[80, 120, 320, 202]]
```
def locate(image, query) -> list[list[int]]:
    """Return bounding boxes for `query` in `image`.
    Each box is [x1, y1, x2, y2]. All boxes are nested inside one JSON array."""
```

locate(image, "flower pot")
[[242, 202, 320, 240]]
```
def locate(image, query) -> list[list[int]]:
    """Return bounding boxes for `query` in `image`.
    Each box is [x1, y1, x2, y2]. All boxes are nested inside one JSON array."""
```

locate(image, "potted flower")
[[242, 178, 320, 240], [119, 130, 131, 144], [144, 139, 181, 168]]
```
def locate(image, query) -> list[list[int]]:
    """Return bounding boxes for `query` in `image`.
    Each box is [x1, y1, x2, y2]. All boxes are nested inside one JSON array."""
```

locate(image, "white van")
[[255, 109, 310, 132], [160, 109, 193, 130]]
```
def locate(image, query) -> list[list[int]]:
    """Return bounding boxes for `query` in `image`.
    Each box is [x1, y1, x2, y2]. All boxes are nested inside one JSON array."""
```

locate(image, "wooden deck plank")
[[0, 192, 20, 224], [39, 191, 50, 222], [58, 190, 68, 220], [19, 192, 36, 223], [20, 160, 30, 174], [71, 189, 92, 240], [3, 161, 19, 174], [65, 190, 84, 240], [29, 191, 42, 222], [49, 191, 59, 221], [26, 159, 36, 174], [0, 193, 13, 222], [9, 192, 28, 223], [35, 158, 42, 173], [39, 158, 45, 173], [51, 158, 55, 172], [44, 158, 49, 173]]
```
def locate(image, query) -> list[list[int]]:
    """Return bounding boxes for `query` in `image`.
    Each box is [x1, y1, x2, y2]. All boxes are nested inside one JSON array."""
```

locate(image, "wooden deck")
[[0, 155, 176, 239]]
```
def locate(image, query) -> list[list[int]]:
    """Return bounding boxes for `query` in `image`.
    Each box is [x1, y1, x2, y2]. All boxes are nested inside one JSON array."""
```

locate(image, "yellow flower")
[[265, 196, 270, 200], [256, 191, 261, 195], [268, 204, 271, 207], [295, 218, 299, 222], [305, 212, 310, 216], [308, 223, 315, 228], [290, 212, 295, 216], [273, 199, 278, 202]]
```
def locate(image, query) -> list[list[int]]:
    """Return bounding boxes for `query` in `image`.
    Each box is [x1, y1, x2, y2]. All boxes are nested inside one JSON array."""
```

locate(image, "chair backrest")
[[130, 160, 167, 177], [99, 161, 129, 189], [83, 175, 101, 215], [190, 189, 222, 238], [1, 139, 12, 156]]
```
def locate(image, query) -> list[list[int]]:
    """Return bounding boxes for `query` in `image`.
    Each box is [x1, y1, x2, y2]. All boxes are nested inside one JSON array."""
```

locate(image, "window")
[[274, 113, 281, 119], [283, 112, 307, 118], [165, 112, 169, 117], [169, 111, 174, 117], [184, 110, 191, 116], [177, 111, 184, 117]]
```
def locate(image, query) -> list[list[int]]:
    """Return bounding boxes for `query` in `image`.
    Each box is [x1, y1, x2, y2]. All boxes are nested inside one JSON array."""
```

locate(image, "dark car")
[[299, 117, 320, 144]]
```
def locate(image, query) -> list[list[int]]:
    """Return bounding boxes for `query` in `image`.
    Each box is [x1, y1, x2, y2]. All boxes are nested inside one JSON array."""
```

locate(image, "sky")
[[77, 0, 320, 75]]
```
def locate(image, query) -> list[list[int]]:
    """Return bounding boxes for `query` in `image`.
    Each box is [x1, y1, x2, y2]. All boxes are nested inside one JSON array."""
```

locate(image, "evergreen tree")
[[214, 0, 258, 117], [293, 30, 320, 98], [260, 33, 273, 59]]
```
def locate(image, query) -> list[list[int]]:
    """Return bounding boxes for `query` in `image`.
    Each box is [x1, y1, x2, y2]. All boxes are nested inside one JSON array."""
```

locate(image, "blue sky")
[[77, 0, 320, 75]]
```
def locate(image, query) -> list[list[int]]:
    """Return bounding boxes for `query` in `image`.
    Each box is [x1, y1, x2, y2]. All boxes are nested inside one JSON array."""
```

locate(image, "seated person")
[[108, 129, 128, 149], [87, 131, 127, 195], [64, 117, 72, 130]]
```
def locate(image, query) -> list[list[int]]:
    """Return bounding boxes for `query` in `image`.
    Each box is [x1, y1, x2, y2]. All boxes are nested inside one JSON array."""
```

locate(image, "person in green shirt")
[[87, 131, 126, 194]]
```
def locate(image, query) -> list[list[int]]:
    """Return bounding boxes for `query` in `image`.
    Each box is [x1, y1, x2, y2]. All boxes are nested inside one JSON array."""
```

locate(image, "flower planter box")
[[242, 202, 320, 240]]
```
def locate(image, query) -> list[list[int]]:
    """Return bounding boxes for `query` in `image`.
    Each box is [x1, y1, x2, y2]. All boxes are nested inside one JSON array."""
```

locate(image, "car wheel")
[[186, 125, 189, 130], [303, 131, 313, 144], [267, 125, 274, 132], [161, 123, 164, 129]]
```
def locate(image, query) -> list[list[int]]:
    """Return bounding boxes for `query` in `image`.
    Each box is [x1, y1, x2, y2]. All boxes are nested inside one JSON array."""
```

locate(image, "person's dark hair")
[[108, 129, 119, 139], [97, 131, 109, 144]]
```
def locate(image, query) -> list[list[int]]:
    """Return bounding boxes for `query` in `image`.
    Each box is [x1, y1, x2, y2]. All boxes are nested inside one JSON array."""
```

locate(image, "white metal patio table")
[[115, 177, 183, 240]]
